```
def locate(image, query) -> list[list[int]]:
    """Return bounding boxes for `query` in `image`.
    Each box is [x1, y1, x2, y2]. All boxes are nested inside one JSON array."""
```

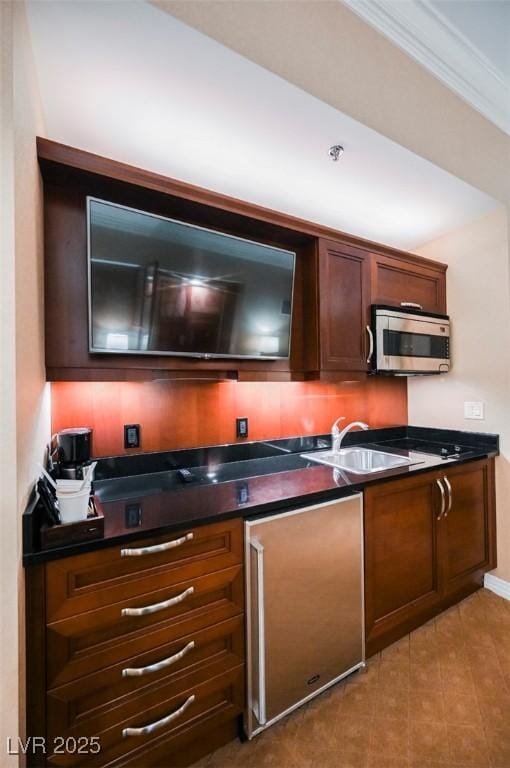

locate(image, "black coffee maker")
[[52, 428, 93, 479]]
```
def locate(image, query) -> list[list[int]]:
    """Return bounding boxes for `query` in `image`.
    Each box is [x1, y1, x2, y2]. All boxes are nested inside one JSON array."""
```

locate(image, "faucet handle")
[[331, 416, 346, 434]]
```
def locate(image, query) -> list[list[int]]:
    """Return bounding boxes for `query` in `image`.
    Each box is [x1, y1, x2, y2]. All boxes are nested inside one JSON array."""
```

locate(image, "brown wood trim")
[[488, 457, 497, 571], [36, 137, 447, 272], [46, 368, 239, 382], [236, 371, 307, 382], [25, 564, 47, 768]]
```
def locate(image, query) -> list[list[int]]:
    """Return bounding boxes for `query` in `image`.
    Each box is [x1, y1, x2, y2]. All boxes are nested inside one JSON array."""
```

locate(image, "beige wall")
[[408, 208, 510, 580], [0, 1, 49, 762], [0, 2, 20, 760], [156, 0, 510, 205]]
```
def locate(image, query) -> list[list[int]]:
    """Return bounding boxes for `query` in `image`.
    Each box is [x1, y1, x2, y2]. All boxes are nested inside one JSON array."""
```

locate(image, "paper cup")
[[57, 488, 90, 523], [56, 479, 91, 494]]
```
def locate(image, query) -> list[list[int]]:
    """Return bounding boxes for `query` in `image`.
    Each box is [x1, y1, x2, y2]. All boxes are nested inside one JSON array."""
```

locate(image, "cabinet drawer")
[[46, 664, 244, 767], [47, 566, 243, 687], [46, 519, 243, 622], [47, 615, 244, 739]]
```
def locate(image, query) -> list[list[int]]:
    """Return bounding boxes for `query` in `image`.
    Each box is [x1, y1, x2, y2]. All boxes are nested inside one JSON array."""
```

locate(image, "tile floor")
[[193, 588, 510, 768]]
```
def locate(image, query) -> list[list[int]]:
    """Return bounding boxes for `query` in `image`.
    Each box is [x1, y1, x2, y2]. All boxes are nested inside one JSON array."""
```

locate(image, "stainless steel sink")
[[301, 447, 419, 475]]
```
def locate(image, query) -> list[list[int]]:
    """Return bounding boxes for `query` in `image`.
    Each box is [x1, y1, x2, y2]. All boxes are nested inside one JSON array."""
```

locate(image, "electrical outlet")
[[236, 417, 248, 439], [236, 481, 250, 505], [125, 502, 142, 528], [464, 401, 485, 420], [124, 423, 141, 448]]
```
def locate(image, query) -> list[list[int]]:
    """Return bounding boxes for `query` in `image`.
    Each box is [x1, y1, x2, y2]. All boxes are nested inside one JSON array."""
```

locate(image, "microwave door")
[[382, 316, 449, 373]]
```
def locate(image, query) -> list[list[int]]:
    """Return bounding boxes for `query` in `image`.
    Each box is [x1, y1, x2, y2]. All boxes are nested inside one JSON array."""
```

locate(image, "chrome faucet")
[[331, 418, 369, 453]]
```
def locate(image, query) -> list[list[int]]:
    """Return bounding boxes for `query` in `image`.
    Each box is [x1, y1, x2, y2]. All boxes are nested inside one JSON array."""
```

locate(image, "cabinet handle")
[[443, 476, 452, 516], [122, 640, 195, 677], [366, 325, 374, 364], [120, 532, 193, 557], [121, 586, 194, 617], [436, 478, 446, 520], [400, 301, 423, 310], [122, 694, 195, 737]]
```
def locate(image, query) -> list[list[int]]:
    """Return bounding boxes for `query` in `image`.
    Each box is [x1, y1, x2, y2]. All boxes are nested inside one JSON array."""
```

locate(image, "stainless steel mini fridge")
[[245, 494, 364, 738]]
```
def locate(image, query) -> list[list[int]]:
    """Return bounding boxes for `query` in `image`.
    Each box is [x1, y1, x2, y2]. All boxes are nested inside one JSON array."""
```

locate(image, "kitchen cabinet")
[[38, 138, 446, 382], [370, 251, 447, 315], [364, 471, 443, 652], [25, 454, 496, 764], [26, 518, 245, 768], [440, 459, 495, 599], [313, 238, 447, 377], [364, 458, 496, 655], [317, 240, 371, 372]]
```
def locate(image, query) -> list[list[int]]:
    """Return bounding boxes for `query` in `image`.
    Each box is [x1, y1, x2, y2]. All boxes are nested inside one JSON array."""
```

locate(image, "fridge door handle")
[[250, 538, 267, 726]]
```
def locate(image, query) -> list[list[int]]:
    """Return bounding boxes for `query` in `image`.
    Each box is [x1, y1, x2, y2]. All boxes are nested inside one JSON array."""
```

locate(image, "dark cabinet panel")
[[318, 240, 370, 371], [371, 252, 447, 314], [364, 472, 442, 649], [365, 458, 496, 656], [439, 459, 496, 598]]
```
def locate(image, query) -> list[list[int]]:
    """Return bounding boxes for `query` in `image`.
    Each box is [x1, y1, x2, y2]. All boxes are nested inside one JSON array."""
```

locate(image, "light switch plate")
[[464, 401, 485, 420]]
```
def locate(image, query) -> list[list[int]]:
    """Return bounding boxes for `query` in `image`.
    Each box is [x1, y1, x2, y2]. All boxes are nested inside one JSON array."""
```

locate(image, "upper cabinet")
[[370, 251, 447, 315], [38, 139, 447, 382], [317, 240, 371, 373], [314, 237, 447, 377]]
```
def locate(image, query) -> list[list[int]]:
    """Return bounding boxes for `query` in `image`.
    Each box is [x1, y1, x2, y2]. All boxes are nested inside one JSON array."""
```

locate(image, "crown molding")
[[342, 0, 510, 135]]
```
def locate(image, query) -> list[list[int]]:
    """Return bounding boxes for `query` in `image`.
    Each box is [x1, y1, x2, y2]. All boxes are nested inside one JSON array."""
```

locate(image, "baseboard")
[[484, 572, 510, 601]]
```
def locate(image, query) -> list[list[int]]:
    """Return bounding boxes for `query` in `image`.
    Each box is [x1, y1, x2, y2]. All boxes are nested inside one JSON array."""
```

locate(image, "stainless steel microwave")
[[371, 305, 450, 375]]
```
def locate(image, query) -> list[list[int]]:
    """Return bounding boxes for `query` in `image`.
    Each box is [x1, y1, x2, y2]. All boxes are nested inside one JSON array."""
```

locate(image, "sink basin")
[[301, 447, 416, 475]]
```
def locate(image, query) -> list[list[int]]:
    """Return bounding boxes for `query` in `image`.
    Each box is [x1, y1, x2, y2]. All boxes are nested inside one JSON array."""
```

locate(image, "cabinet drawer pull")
[[436, 478, 446, 520], [122, 694, 195, 737], [400, 301, 423, 310], [443, 476, 452, 516], [122, 640, 195, 677], [121, 586, 194, 617], [120, 532, 193, 557]]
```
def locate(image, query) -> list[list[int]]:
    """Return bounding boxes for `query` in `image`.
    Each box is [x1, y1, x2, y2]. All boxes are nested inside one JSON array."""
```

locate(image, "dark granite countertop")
[[23, 425, 498, 565]]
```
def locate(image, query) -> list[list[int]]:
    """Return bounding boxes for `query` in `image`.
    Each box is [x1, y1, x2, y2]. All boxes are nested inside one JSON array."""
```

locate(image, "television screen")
[[87, 198, 296, 359]]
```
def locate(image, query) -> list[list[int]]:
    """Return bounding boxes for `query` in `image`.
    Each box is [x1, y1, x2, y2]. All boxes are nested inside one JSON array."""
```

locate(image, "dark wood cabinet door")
[[440, 459, 496, 599], [318, 239, 371, 371], [371, 251, 447, 314], [364, 471, 443, 654]]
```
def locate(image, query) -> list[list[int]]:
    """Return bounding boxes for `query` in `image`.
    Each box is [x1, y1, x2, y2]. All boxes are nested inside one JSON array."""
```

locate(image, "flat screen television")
[[87, 198, 296, 359]]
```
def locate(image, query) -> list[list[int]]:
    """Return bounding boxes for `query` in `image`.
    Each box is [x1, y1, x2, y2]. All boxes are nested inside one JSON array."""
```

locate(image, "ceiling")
[[343, 0, 510, 135], [431, 0, 510, 79], [26, 0, 498, 251]]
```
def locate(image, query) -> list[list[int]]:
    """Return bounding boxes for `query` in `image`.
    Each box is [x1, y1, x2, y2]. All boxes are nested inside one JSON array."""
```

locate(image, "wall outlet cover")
[[236, 417, 248, 439], [124, 423, 141, 448], [464, 401, 485, 420]]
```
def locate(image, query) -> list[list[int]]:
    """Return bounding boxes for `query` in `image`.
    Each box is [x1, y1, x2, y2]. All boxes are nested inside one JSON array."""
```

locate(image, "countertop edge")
[[23, 448, 497, 567]]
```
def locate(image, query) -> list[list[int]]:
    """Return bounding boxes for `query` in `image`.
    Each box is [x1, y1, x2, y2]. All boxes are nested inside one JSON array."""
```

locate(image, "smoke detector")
[[328, 145, 344, 162]]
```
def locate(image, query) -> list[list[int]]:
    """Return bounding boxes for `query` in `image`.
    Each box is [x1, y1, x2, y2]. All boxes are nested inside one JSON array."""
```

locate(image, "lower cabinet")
[[26, 519, 245, 768], [364, 458, 496, 656], [26, 459, 497, 765]]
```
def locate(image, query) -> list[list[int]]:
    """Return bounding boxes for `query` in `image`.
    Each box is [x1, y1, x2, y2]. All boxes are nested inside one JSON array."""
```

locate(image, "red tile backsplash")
[[51, 378, 407, 458]]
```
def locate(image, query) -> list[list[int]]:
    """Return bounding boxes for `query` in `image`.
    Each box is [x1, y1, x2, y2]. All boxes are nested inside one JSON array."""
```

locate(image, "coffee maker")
[[52, 428, 93, 479]]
